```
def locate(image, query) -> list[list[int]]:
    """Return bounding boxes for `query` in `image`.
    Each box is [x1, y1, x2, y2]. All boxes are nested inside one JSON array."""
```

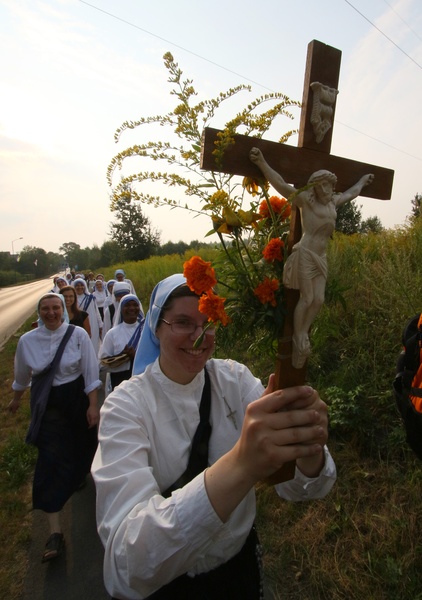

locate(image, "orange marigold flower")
[[259, 196, 291, 220], [262, 238, 284, 263], [253, 277, 279, 307], [183, 256, 217, 295], [198, 290, 230, 326]]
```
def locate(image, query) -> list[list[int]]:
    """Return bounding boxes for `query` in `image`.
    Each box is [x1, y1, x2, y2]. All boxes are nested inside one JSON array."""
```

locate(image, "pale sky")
[[1, 0, 421, 255]]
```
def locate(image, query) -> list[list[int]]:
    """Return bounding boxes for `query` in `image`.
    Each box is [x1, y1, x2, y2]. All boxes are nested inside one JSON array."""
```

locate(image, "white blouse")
[[12, 322, 101, 394], [92, 289, 108, 309], [92, 358, 336, 599]]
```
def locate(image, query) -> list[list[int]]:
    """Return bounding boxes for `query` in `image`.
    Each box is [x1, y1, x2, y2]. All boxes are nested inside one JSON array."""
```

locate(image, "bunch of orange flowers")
[[183, 256, 230, 327], [182, 182, 292, 347]]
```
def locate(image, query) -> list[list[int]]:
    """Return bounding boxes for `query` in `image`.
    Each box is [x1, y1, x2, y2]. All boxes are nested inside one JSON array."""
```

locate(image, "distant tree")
[[46, 251, 64, 272], [73, 247, 90, 272], [188, 240, 208, 250], [335, 201, 363, 234], [360, 215, 384, 234], [109, 185, 161, 261], [88, 244, 102, 270], [410, 193, 421, 219], [100, 240, 123, 267], [58, 242, 99, 272], [158, 240, 190, 256], [0, 251, 13, 271], [17, 246, 49, 276], [59, 242, 81, 270]]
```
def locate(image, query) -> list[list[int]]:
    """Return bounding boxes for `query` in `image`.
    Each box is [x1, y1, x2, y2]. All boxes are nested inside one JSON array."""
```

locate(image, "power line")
[[335, 120, 422, 162], [343, 0, 422, 70], [381, 0, 422, 42], [78, 0, 422, 162], [77, 0, 274, 91]]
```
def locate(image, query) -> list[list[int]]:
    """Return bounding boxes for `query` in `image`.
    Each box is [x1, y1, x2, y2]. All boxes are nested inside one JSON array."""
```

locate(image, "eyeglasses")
[[159, 318, 216, 336]]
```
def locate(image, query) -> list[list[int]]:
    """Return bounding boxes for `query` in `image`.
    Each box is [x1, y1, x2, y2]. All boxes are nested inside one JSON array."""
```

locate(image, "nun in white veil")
[[72, 278, 103, 354]]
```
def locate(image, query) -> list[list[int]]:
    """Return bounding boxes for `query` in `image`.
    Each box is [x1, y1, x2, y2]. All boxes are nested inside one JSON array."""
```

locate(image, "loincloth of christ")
[[283, 245, 328, 289]]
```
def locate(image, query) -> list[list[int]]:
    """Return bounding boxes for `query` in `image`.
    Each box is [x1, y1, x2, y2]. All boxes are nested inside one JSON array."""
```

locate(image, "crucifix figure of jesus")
[[201, 39, 394, 387], [249, 147, 374, 368]]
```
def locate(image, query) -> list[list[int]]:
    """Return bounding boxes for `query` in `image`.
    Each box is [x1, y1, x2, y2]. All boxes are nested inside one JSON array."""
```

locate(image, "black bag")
[[26, 325, 75, 445], [393, 314, 422, 460]]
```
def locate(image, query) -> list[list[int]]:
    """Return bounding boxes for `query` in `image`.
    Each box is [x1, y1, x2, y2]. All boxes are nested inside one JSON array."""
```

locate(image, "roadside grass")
[[0, 316, 37, 600], [257, 443, 422, 599]]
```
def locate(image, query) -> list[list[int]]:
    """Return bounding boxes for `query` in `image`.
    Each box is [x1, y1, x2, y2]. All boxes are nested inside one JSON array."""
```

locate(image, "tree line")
[[2, 191, 420, 283], [0, 232, 217, 281]]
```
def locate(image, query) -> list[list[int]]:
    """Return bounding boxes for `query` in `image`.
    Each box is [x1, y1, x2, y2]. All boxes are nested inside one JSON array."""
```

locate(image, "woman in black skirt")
[[9, 293, 101, 563]]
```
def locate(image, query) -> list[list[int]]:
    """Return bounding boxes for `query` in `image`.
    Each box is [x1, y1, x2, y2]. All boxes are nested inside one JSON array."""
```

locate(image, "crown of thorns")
[[308, 170, 337, 186]]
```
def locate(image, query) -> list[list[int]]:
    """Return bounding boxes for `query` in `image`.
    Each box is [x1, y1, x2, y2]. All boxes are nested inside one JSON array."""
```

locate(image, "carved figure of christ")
[[200, 39, 394, 481]]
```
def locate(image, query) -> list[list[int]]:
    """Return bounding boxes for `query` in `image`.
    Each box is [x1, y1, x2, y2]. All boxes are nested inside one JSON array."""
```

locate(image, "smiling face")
[[74, 281, 85, 296], [38, 297, 64, 330], [121, 300, 140, 324], [61, 288, 76, 309], [156, 296, 215, 384]]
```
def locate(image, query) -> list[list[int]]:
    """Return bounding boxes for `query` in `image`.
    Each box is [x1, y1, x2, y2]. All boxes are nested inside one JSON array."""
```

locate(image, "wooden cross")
[[201, 39, 393, 380], [200, 40, 394, 481]]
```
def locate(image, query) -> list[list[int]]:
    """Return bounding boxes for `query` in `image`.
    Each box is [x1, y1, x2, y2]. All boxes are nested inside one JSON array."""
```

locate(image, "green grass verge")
[[0, 315, 37, 600]]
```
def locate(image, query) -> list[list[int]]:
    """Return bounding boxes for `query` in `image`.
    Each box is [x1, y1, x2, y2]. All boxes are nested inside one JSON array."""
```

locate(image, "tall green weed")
[[310, 219, 422, 455]]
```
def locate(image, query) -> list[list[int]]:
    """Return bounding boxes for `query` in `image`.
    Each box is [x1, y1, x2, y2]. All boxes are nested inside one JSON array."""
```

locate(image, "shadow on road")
[[22, 475, 110, 600]]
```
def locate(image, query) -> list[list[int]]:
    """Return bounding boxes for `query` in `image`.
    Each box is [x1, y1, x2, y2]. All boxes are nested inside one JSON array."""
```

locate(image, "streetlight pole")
[[11, 236, 23, 257], [11, 237, 23, 283]]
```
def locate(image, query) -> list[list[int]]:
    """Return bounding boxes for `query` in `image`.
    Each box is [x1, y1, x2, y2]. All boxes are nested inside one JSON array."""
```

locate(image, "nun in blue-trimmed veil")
[[72, 278, 103, 354], [98, 294, 144, 391]]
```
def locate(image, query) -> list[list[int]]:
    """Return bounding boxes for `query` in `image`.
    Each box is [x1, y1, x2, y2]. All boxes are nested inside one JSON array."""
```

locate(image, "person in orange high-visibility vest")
[[410, 314, 422, 412]]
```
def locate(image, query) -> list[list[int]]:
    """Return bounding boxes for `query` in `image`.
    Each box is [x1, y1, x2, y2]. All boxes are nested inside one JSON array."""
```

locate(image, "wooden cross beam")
[[200, 40, 394, 481], [201, 127, 393, 200]]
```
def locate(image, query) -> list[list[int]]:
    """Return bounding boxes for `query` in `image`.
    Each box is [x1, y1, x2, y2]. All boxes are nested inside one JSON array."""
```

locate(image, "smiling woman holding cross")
[[92, 273, 337, 600], [250, 146, 374, 368]]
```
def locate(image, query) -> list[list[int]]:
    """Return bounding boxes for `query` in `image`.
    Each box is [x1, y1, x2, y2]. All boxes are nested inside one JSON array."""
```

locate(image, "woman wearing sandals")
[[9, 293, 101, 563]]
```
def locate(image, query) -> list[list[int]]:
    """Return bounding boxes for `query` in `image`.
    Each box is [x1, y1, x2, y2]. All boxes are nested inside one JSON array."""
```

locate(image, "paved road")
[[22, 475, 110, 600], [0, 277, 56, 350]]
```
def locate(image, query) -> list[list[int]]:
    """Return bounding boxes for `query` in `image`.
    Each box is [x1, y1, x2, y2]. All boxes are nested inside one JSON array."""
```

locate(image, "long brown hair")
[[59, 286, 83, 319]]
